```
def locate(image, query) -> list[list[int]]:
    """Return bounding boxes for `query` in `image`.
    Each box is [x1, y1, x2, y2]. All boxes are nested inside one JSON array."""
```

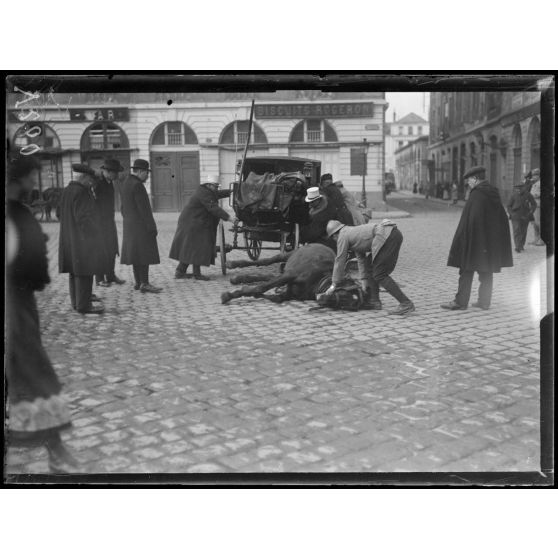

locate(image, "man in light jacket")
[[325, 219, 415, 316]]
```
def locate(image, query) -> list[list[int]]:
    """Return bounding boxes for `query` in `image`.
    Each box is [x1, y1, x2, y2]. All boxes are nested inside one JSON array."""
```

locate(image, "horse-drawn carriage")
[[217, 155, 322, 273]]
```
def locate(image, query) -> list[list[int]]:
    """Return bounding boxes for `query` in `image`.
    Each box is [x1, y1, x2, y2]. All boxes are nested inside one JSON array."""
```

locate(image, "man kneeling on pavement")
[[324, 219, 415, 316]]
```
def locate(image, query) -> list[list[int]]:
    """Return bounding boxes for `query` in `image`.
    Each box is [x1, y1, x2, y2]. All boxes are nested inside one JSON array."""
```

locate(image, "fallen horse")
[[221, 243, 365, 310]]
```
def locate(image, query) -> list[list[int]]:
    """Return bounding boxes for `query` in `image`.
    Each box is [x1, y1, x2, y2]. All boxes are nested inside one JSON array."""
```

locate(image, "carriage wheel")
[[218, 221, 227, 275], [244, 233, 262, 261]]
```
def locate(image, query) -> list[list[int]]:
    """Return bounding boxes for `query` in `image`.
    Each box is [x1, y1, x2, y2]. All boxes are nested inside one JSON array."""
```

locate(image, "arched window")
[[13, 123, 60, 152], [12, 123, 63, 191], [527, 117, 540, 170], [290, 120, 338, 143], [220, 120, 267, 145], [151, 121, 198, 146], [512, 124, 522, 185], [81, 122, 129, 151]]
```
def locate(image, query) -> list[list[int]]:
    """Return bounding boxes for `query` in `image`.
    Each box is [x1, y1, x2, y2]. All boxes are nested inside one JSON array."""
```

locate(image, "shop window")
[[408, 126, 413, 135], [398, 126, 403, 135], [39, 157, 63, 191], [418, 126, 423, 135], [220, 120, 267, 145], [289, 120, 338, 144], [528, 117, 540, 170], [470, 142, 477, 167], [81, 123, 129, 151], [151, 122, 198, 146]]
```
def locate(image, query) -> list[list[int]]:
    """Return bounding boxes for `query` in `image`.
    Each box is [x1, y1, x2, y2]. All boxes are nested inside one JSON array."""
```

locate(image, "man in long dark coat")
[[94, 158, 126, 287], [58, 165, 105, 314], [319, 173, 354, 226], [441, 166, 513, 311], [169, 174, 231, 280], [120, 159, 162, 293]]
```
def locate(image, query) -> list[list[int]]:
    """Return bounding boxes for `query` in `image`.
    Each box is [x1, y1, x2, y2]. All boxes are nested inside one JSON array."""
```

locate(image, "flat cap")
[[71, 163, 97, 176], [463, 166, 486, 179]]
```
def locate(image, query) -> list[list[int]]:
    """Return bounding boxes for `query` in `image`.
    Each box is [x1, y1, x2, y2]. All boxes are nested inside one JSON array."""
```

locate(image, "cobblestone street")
[[5, 192, 549, 476]]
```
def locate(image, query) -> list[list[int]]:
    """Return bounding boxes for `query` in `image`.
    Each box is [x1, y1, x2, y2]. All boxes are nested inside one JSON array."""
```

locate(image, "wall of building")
[[8, 94, 387, 210], [428, 91, 541, 202]]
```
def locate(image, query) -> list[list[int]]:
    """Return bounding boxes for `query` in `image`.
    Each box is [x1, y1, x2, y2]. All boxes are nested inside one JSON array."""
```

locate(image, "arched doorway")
[[527, 117, 540, 171], [219, 120, 268, 188], [149, 121, 200, 211], [288, 119, 339, 180], [512, 124, 522, 185], [80, 122, 131, 209], [12, 123, 63, 194]]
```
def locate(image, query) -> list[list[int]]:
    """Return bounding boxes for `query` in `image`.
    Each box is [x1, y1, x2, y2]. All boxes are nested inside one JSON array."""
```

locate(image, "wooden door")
[[177, 152, 200, 209], [151, 153, 178, 211]]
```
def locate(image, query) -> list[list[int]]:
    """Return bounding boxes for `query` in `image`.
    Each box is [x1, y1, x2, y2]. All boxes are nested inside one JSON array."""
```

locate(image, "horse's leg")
[[221, 273, 293, 304], [229, 273, 277, 285], [226, 253, 289, 269]]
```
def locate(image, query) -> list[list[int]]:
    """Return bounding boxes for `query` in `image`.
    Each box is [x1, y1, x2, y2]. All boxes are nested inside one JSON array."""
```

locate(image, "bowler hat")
[[320, 173, 333, 183], [102, 158, 124, 172], [71, 163, 97, 177], [305, 186, 322, 203], [131, 159, 150, 171], [463, 166, 486, 180]]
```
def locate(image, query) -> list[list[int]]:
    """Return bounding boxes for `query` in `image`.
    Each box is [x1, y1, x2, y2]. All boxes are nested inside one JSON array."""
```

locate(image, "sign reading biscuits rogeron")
[[254, 102, 375, 119]]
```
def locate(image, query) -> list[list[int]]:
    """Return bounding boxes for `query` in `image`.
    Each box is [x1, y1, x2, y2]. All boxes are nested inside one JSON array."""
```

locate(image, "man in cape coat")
[[441, 166, 513, 311]]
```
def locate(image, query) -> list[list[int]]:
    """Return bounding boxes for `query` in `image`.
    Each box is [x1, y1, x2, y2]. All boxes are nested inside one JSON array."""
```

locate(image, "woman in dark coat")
[[58, 165, 106, 313], [6, 156, 79, 473], [442, 166, 513, 311], [169, 174, 231, 280], [120, 159, 162, 293]]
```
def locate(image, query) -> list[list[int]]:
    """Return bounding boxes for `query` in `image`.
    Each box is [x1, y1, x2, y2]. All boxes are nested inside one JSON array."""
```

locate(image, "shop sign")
[[255, 102, 374, 119], [69, 108, 130, 121]]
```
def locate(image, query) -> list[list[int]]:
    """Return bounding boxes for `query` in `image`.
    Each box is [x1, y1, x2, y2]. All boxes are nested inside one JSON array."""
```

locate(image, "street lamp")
[[361, 138, 369, 207]]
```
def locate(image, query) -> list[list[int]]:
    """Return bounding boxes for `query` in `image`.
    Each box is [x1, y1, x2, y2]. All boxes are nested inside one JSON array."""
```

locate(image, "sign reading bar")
[[69, 108, 130, 122], [255, 102, 374, 119]]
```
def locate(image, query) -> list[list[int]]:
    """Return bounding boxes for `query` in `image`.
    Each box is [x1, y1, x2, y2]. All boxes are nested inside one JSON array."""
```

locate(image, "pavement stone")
[[4, 194, 549, 477]]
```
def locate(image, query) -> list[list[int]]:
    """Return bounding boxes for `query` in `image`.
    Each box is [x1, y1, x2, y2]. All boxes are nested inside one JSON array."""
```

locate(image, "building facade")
[[384, 112, 429, 183], [428, 91, 541, 202], [394, 136, 430, 192], [8, 91, 387, 211]]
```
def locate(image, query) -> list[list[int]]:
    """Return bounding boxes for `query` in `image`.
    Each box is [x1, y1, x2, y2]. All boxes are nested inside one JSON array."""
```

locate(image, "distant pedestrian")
[[413, 182, 418, 194], [6, 156, 80, 473], [170, 174, 231, 280], [451, 181, 458, 204], [528, 168, 544, 246], [333, 180, 366, 225], [325, 219, 415, 316], [59, 164, 106, 314], [120, 159, 162, 293], [441, 166, 513, 311], [507, 183, 537, 252], [94, 158, 126, 287]]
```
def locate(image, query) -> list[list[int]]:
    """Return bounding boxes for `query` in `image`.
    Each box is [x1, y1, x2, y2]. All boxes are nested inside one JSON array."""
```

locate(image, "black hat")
[[72, 163, 97, 177], [102, 158, 124, 172], [131, 159, 150, 171], [463, 166, 486, 180], [320, 173, 333, 183]]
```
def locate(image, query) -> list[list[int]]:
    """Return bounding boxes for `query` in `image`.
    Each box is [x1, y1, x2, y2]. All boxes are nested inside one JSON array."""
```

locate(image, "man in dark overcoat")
[[120, 159, 162, 293], [94, 158, 126, 287], [441, 166, 513, 311], [170, 174, 231, 280], [58, 165, 105, 314]]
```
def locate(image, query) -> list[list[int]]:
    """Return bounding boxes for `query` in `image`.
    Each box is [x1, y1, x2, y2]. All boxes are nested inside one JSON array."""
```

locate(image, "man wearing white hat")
[[169, 174, 231, 280]]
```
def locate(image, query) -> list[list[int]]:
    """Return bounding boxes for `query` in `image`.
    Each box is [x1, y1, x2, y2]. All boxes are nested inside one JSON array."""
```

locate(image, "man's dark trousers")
[[95, 254, 117, 283], [69, 274, 93, 312], [455, 269, 493, 308]]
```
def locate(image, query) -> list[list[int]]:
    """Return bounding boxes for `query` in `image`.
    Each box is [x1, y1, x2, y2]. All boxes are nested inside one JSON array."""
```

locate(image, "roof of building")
[[394, 135, 430, 154], [395, 112, 428, 124]]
